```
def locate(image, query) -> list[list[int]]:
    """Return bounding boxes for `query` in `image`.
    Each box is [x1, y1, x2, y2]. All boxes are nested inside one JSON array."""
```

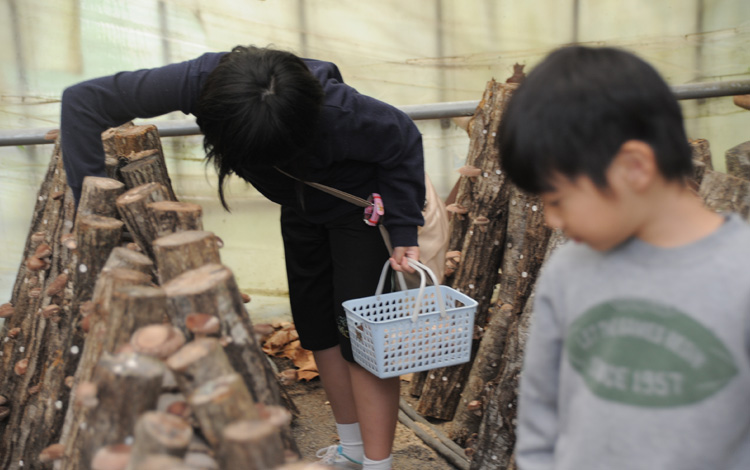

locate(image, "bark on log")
[[162, 264, 291, 411], [101, 122, 135, 159], [450, 188, 550, 444], [125, 411, 192, 470], [68, 352, 165, 470], [77, 176, 126, 219], [75, 215, 125, 304], [725, 141, 750, 182], [218, 419, 286, 470], [469, 230, 566, 470], [415, 80, 518, 420], [116, 183, 171, 259], [147, 201, 203, 239], [120, 150, 177, 201], [105, 285, 169, 353], [91, 268, 153, 326], [0, 141, 80, 470], [102, 247, 154, 277], [165, 338, 236, 398], [152, 231, 221, 285], [689, 139, 713, 190], [188, 373, 259, 447], [699, 170, 750, 221], [106, 124, 163, 162]]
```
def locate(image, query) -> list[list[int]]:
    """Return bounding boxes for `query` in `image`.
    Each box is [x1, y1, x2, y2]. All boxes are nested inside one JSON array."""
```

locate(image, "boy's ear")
[[609, 140, 658, 192]]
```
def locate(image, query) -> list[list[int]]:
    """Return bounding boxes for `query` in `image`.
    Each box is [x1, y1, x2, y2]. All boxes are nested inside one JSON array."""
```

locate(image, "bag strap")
[[275, 166, 410, 288]]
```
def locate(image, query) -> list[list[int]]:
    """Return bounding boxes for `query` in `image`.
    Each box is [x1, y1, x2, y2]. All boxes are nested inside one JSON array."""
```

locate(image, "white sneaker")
[[316, 444, 363, 469]]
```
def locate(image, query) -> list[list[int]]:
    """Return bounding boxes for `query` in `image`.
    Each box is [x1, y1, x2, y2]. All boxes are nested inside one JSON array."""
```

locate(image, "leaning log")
[[699, 170, 750, 221], [468, 229, 566, 470], [146, 201, 203, 239], [125, 411, 192, 470], [162, 264, 290, 411], [450, 187, 550, 444], [725, 141, 750, 182], [0, 141, 80, 470], [65, 352, 165, 470], [77, 176, 126, 219], [116, 183, 171, 259], [415, 80, 519, 420], [152, 231, 221, 285], [218, 419, 286, 470], [120, 150, 177, 201]]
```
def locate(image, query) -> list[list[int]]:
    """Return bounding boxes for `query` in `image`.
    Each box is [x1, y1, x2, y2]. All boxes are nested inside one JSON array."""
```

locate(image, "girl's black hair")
[[498, 46, 693, 194], [197, 45, 324, 210]]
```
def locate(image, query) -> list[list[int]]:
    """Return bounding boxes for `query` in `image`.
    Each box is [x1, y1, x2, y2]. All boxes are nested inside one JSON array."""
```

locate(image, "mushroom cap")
[[185, 313, 221, 336], [91, 444, 131, 470]]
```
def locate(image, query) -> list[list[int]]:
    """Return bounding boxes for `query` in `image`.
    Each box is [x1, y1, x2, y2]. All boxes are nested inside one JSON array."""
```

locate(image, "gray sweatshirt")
[[516, 214, 750, 470]]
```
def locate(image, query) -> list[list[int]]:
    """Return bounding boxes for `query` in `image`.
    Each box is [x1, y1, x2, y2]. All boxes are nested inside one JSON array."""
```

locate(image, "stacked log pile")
[[0, 125, 297, 470]]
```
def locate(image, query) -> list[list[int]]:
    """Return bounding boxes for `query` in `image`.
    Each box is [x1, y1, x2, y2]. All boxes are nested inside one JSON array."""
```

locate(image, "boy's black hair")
[[498, 46, 693, 194], [197, 45, 324, 210]]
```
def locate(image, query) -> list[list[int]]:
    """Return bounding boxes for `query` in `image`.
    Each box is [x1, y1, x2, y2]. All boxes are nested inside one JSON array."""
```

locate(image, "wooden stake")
[[218, 419, 286, 470], [188, 373, 259, 447], [125, 411, 192, 470], [147, 201, 203, 239], [152, 231, 221, 285], [116, 182, 171, 259]]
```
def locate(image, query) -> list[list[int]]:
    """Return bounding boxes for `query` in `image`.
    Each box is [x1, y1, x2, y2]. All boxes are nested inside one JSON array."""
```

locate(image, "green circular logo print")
[[566, 299, 738, 407]]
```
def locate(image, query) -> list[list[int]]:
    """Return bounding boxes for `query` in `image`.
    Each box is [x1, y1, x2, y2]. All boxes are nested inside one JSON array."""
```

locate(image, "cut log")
[[74, 215, 125, 304], [62, 352, 165, 470], [102, 247, 154, 277], [690, 138, 713, 171], [218, 419, 286, 470], [147, 201, 203, 239], [188, 373, 259, 447], [125, 411, 192, 470], [0, 141, 80, 470], [116, 182, 172, 259], [450, 188, 550, 444], [108, 124, 163, 161], [105, 286, 170, 353], [120, 150, 177, 201], [469, 230, 566, 470], [152, 231, 221, 285], [166, 337, 236, 398], [91, 268, 153, 324], [733, 94, 750, 111], [130, 324, 186, 359], [101, 121, 136, 159], [725, 141, 750, 182], [699, 170, 750, 221], [415, 80, 519, 420], [162, 264, 291, 411], [77, 176, 126, 219]]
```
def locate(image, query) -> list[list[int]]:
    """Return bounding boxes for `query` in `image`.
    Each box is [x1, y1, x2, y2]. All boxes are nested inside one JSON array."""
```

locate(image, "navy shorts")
[[280, 207, 390, 362]]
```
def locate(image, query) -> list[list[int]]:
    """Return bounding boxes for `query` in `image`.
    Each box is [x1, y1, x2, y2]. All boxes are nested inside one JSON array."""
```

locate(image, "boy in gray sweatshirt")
[[497, 46, 750, 470]]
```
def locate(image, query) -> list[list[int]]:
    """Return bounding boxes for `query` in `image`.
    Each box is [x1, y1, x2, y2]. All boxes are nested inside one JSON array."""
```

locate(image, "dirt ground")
[[278, 364, 461, 469]]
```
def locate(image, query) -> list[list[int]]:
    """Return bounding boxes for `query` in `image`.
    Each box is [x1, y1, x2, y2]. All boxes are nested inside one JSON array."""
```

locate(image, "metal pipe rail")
[[1, 79, 749, 147]]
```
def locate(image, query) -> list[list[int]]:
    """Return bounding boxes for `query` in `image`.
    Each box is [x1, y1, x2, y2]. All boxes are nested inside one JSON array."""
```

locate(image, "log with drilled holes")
[[450, 187, 551, 444], [414, 80, 519, 420]]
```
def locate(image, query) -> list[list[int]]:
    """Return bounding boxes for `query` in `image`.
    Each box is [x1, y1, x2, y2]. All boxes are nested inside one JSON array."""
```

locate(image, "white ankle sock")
[[362, 455, 393, 470], [336, 422, 364, 462]]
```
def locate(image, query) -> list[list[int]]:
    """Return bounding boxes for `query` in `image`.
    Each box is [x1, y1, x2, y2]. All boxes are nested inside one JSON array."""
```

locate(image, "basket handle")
[[374, 259, 448, 323]]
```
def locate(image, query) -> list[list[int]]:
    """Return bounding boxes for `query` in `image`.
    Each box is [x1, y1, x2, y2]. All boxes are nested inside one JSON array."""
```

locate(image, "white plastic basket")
[[343, 260, 477, 379]]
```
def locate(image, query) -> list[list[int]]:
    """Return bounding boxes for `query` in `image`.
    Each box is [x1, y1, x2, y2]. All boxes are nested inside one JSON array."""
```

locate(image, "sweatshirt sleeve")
[[515, 269, 563, 470], [60, 52, 224, 203]]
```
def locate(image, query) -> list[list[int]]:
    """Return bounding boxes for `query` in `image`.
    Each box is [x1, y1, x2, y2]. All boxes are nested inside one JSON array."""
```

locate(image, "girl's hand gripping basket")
[[343, 259, 477, 379]]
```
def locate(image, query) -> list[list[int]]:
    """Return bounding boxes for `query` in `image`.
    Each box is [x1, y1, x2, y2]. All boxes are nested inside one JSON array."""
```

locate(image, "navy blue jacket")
[[60, 53, 424, 247]]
